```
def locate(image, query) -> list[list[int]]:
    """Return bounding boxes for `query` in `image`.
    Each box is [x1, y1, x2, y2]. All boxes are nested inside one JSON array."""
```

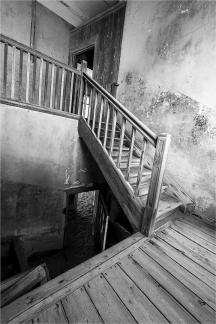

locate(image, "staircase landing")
[[2, 214, 215, 323]]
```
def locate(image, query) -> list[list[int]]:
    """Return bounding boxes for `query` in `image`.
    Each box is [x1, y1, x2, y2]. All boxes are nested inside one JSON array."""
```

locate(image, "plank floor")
[[2, 215, 216, 324]]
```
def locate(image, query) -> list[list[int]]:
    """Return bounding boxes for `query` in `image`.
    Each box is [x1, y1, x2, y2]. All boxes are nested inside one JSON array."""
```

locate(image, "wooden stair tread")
[[156, 196, 182, 218]]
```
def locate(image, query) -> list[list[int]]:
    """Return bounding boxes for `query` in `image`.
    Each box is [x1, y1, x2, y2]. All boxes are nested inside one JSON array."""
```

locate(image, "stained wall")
[[118, 0, 216, 222], [69, 3, 126, 91], [1, 105, 104, 255], [0, 0, 72, 63]]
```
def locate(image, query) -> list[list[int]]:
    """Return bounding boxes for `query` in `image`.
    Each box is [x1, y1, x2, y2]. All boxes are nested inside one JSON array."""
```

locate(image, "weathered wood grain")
[[104, 264, 168, 323]]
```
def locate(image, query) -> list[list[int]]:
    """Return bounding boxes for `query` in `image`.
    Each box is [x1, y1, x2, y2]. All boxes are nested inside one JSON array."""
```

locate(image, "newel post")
[[78, 60, 87, 115], [141, 133, 171, 236]]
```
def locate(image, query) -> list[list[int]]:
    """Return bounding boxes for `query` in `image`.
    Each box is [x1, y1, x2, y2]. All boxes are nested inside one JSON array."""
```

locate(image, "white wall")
[[118, 0, 216, 222]]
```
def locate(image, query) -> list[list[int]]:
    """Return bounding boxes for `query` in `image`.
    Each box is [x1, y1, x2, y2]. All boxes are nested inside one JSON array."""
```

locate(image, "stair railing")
[[81, 68, 171, 236], [0, 33, 171, 235], [0, 34, 81, 114]]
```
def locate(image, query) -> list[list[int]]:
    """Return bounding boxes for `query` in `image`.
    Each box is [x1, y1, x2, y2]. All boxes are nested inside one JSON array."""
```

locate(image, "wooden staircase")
[[0, 33, 194, 237], [78, 69, 194, 235]]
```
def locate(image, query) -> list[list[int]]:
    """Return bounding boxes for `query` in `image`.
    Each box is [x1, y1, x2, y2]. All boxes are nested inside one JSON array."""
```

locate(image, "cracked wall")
[[118, 0, 216, 222]]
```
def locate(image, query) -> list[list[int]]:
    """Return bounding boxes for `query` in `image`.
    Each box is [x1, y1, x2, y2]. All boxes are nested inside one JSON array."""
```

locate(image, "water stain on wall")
[[118, 70, 216, 222]]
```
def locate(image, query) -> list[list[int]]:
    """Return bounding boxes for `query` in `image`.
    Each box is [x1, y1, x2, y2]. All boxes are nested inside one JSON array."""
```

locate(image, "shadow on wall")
[[118, 71, 216, 223]]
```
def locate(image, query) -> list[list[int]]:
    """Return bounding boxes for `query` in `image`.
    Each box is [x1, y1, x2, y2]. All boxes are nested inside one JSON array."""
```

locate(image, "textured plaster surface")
[[1, 105, 103, 253], [118, 0, 216, 222], [0, 0, 71, 63]]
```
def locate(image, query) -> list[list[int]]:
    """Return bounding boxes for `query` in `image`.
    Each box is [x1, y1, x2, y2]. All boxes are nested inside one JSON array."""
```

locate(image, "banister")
[[0, 34, 81, 75], [83, 72, 157, 147]]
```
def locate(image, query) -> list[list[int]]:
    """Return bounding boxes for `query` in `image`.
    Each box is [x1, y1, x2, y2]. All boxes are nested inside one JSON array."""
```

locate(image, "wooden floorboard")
[[118, 256, 198, 323], [140, 241, 216, 311], [84, 275, 136, 323], [2, 216, 216, 324], [62, 287, 103, 323], [151, 234, 215, 289], [176, 217, 216, 244], [130, 249, 215, 323], [171, 220, 216, 253], [103, 264, 168, 323], [158, 227, 216, 274], [31, 302, 68, 324]]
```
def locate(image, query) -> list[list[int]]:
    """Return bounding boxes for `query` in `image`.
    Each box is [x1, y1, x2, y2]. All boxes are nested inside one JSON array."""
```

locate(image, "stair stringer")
[[78, 117, 145, 232]]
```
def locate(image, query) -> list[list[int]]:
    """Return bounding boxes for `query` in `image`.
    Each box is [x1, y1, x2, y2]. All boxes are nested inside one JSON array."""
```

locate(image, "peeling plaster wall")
[[1, 105, 104, 255], [0, 0, 71, 63], [69, 4, 126, 91], [118, 0, 216, 222]]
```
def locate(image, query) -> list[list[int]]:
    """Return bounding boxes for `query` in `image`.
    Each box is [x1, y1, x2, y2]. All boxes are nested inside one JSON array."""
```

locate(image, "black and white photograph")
[[0, 0, 216, 322]]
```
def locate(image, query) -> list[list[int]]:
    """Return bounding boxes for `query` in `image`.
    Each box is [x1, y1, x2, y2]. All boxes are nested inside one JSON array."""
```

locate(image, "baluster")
[[141, 134, 171, 236], [11, 46, 16, 99], [135, 137, 147, 196], [109, 108, 117, 156], [32, 55, 37, 103], [69, 72, 74, 113], [3, 43, 8, 97], [102, 215, 109, 251], [125, 127, 136, 180], [49, 63, 55, 108], [92, 90, 98, 133], [54, 66, 59, 109], [25, 52, 31, 103], [60, 68, 65, 110], [38, 58, 43, 106], [78, 60, 87, 115], [103, 101, 110, 148], [97, 97, 104, 139], [44, 61, 49, 106], [18, 49, 23, 101], [72, 74, 79, 114], [87, 86, 93, 125], [82, 79, 88, 118], [117, 117, 126, 168]]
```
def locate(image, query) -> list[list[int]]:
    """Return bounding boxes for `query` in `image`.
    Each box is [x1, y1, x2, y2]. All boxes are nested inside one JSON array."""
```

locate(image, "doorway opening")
[[74, 46, 95, 70]]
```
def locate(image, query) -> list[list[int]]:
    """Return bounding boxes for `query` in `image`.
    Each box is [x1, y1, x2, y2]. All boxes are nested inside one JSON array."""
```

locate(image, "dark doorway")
[[74, 46, 95, 70]]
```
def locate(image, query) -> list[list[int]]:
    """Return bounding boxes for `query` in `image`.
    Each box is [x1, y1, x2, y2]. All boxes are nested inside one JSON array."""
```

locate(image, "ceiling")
[[37, 0, 120, 27]]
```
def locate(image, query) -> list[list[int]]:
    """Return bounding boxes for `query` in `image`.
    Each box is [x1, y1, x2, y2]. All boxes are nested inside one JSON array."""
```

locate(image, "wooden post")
[[44, 61, 49, 106], [32, 55, 37, 102], [3, 43, 8, 97], [11, 46, 16, 99], [135, 138, 147, 196], [109, 108, 117, 156], [141, 134, 171, 236], [117, 117, 126, 168], [97, 97, 104, 139], [126, 127, 136, 180], [26, 52, 31, 103], [103, 101, 110, 148], [60, 68, 65, 110], [87, 87, 93, 125], [49, 63, 55, 108], [18, 49, 23, 101], [111, 82, 119, 98], [69, 72, 74, 113], [92, 90, 98, 133], [78, 60, 87, 115]]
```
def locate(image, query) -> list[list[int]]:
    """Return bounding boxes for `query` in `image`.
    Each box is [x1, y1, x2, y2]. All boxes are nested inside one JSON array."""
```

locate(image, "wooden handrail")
[[83, 72, 157, 146], [0, 34, 81, 75]]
